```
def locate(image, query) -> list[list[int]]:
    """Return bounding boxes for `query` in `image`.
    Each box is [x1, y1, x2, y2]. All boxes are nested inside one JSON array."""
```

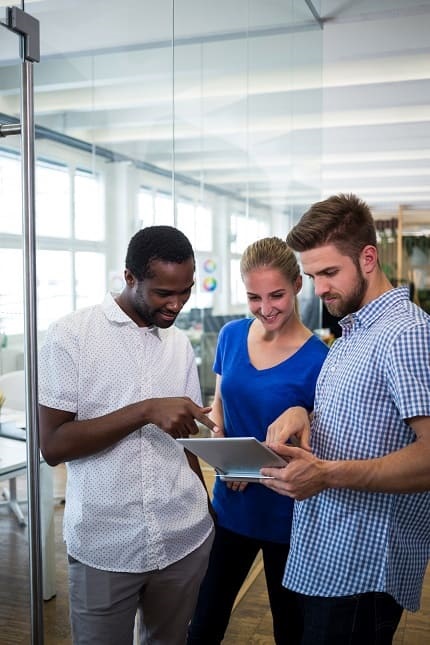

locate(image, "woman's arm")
[[209, 374, 225, 437]]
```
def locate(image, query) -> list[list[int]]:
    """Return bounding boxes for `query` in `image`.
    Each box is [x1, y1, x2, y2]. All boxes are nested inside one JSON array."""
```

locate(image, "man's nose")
[[168, 297, 181, 311], [313, 277, 329, 298]]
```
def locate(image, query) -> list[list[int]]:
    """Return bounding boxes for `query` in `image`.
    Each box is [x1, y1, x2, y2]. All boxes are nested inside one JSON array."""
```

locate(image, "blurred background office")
[[0, 1, 429, 642]]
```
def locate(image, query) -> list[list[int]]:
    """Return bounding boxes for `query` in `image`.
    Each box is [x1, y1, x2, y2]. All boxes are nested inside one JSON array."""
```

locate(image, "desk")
[[0, 429, 56, 601]]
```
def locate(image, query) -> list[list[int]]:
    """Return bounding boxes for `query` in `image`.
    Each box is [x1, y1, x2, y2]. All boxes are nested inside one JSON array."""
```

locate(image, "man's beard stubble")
[[324, 270, 368, 318]]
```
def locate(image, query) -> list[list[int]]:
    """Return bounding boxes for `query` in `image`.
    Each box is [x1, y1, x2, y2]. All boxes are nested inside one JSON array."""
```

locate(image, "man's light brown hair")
[[286, 193, 377, 263]]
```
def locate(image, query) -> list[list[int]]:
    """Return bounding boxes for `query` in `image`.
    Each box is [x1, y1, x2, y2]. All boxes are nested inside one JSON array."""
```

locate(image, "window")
[[177, 201, 212, 251], [195, 206, 212, 252], [0, 152, 21, 235], [177, 200, 195, 243], [230, 214, 270, 305], [138, 191, 213, 253], [37, 250, 73, 330], [154, 193, 174, 225], [36, 163, 71, 238], [75, 171, 104, 241], [0, 249, 24, 335], [230, 214, 270, 254], [230, 258, 246, 305], [75, 251, 106, 309], [0, 151, 107, 335], [138, 187, 154, 227]]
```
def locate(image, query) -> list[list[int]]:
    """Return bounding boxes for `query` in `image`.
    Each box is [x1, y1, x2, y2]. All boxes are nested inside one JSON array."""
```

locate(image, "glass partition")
[[0, 10, 30, 640], [173, 0, 323, 397], [2, 2, 430, 641], [0, 1, 322, 640], [0, 0, 322, 378]]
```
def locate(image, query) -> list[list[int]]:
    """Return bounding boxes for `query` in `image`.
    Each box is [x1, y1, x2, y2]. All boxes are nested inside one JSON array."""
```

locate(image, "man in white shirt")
[[38, 225, 215, 645]]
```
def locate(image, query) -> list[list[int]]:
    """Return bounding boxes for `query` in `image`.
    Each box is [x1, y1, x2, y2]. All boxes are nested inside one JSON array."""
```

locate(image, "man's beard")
[[324, 270, 367, 318]]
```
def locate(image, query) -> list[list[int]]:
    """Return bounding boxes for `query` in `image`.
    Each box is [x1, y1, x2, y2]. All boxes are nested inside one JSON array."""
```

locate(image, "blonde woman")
[[188, 237, 328, 645]]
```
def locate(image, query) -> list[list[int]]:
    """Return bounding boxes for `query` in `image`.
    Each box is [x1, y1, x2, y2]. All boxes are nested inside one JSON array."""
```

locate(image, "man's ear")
[[360, 245, 378, 275], [124, 269, 135, 287]]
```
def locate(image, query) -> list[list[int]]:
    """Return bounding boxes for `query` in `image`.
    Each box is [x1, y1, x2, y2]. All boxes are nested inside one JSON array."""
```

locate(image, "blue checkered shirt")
[[283, 287, 430, 611]]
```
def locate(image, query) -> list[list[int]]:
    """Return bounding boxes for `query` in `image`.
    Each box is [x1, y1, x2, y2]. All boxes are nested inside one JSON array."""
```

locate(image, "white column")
[[105, 161, 141, 282]]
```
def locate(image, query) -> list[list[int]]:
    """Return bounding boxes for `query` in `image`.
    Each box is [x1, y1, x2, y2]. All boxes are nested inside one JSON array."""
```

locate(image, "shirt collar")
[[102, 293, 161, 339], [339, 286, 410, 332]]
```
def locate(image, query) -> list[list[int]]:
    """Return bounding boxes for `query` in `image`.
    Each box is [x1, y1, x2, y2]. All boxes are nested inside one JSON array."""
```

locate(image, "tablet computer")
[[177, 436, 287, 481]]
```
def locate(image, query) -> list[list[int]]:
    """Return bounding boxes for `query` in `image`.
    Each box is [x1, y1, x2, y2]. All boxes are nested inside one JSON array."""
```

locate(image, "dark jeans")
[[187, 524, 302, 645], [299, 591, 403, 645]]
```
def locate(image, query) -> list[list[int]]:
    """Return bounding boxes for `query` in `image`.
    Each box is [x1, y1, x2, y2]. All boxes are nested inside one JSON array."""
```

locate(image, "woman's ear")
[[294, 274, 303, 294]]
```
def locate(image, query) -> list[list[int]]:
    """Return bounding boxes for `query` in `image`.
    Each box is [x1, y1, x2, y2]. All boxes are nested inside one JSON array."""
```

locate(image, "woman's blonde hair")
[[240, 237, 301, 315], [240, 236, 300, 284]]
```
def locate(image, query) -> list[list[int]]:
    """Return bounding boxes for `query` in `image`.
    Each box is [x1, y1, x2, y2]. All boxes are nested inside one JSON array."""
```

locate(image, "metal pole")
[[0, 122, 21, 137], [2, 6, 43, 643], [21, 57, 44, 645]]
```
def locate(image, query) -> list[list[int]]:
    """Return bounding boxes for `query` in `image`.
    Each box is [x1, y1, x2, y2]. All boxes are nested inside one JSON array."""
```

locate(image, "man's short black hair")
[[125, 225, 195, 280]]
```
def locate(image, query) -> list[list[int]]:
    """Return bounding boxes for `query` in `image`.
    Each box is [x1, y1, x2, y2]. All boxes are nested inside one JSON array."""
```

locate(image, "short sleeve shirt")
[[211, 318, 328, 543], [38, 293, 213, 572], [283, 288, 430, 611]]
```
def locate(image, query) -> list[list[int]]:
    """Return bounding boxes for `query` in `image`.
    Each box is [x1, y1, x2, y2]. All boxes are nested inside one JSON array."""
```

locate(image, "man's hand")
[[39, 397, 218, 466], [261, 443, 327, 500], [266, 406, 311, 450], [145, 397, 216, 438]]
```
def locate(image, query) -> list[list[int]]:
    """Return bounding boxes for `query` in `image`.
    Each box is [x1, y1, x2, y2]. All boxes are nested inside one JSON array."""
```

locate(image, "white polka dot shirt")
[[38, 293, 213, 572]]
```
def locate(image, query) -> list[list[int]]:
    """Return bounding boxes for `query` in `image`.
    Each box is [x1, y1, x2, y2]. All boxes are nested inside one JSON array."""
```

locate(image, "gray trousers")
[[68, 531, 214, 645]]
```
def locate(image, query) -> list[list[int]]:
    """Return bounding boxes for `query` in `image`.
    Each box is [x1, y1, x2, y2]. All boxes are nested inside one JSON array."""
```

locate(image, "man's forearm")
[[324, 437, 430, 494]]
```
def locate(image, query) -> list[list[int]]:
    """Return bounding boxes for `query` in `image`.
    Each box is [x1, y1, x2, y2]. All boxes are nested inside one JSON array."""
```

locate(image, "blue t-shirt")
[[212, 317, 329, 543]]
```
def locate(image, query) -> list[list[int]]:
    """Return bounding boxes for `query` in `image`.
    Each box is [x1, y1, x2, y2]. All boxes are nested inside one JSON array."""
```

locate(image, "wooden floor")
[[0, 465, 429, 644]]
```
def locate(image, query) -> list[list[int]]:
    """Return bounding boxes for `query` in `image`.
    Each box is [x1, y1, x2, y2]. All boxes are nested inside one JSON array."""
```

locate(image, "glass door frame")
[[0, 6, 43, 644]]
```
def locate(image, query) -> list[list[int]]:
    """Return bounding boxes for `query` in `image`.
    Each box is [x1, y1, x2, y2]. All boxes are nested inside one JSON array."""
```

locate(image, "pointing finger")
[[197, 413, 217, 432]]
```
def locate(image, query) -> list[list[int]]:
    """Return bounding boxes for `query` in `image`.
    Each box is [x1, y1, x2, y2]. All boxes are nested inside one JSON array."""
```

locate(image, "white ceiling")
[[0, 0, 429, 229]]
